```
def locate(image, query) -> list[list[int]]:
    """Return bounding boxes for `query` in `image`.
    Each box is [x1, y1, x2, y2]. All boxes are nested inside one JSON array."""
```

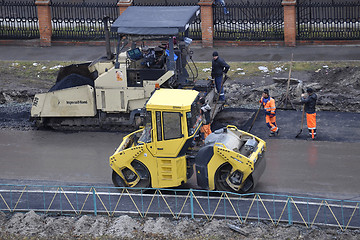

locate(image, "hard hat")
[[142, 46, 149, 51]]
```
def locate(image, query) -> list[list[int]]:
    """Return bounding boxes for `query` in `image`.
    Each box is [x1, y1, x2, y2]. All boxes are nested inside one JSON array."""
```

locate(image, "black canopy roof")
[[110, 6, 200, 36]]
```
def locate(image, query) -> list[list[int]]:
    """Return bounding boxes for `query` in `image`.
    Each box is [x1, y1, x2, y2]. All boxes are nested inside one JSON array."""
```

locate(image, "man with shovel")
[[260, 89, 279, 137], [301, 88, 318, 140]]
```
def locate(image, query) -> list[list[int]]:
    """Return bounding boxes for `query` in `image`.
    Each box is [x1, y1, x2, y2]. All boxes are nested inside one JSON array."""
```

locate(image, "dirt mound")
[[106, 215, 140, 238], [1, 211, 360, 239], [225, 66, 360, 113], [0, 89, 38, 104], [310, 67, 360, 112]]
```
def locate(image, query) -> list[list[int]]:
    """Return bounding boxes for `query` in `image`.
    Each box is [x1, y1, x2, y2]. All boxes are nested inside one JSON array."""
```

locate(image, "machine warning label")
[[66, 100, 88, 105]]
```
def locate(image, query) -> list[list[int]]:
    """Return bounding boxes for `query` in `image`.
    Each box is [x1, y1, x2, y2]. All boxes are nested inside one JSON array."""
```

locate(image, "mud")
[[1, 211, 360, 240], [224, 66, 360, 112], [1, 64, 360, 115]]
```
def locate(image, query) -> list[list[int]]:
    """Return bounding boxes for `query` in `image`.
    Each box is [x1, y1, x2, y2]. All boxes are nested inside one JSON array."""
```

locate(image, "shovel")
[[295, 105, 305, 138], [248, 103, 262, 133], [211, 74, 229, 121]]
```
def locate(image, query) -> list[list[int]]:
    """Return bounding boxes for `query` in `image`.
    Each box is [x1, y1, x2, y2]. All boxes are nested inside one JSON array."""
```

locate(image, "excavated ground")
[[1, 211, 360, 240], [225, 65, 360, 112], [1, 61, 360, 239], [1, 62, 360, 130]]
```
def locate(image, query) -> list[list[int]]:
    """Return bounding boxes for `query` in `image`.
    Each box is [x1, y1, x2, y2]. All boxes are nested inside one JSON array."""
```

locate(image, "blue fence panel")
[[0, 184, 360, 231]]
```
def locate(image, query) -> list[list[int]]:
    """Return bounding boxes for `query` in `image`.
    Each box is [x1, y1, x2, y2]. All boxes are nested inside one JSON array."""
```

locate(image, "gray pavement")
[[1, 44, 360, 62], [1, 127, 360, 200]]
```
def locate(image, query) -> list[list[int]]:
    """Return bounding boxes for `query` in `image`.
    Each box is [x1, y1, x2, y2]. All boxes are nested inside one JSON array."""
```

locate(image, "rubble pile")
[[225, 67, 360, 113], [1, 211, 359, 240]]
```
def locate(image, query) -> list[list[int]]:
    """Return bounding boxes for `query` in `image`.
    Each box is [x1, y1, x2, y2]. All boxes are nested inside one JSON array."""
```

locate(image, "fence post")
[[287, 198, 293, 225], [92, 187, 97, 216], [198, 0, 214, 48], [190, 189, 194, 219], [282, 0, 297, 47], [117, 0, 133, 15], [35, 0, 52, 47]]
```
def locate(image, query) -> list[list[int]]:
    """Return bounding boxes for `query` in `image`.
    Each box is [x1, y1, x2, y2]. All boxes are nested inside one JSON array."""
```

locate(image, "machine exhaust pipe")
[[103, 16, 112, 60]]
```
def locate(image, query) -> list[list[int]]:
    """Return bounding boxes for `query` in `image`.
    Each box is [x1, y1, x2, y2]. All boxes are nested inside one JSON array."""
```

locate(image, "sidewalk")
[[1, 44, 360, 62]]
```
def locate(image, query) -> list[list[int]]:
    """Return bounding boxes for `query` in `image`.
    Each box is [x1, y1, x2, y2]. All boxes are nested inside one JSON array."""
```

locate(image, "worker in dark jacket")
[[260, 89, 279, 137], [211, 51, 230, 102], [301, 88, 318, 139]]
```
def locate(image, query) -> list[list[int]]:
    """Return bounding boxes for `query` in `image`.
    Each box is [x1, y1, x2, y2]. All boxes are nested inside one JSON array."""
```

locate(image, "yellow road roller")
[[109, 89, 266, 193]]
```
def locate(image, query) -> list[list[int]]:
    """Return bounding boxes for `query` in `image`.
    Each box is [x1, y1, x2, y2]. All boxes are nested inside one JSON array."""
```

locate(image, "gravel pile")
[[1, 211, 359, 240]]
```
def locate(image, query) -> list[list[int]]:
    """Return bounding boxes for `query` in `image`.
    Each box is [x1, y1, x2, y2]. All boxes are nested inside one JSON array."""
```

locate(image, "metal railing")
[[132, 1, 202, 40], [50, 1, 118, 40], [0, 0, 39, 39], [0, 183, 359, 231], [213, 2, 284, 41], [1, 1, 359, 42], [297, 0, 360, 40], [132, 1, 198, 6]]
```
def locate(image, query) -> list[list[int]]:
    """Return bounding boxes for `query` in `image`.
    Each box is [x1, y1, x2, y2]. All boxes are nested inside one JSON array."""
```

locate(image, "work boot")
[[307, 135, 316, 141], [275, 128, 280, 136], [269, 132, 275, 137]]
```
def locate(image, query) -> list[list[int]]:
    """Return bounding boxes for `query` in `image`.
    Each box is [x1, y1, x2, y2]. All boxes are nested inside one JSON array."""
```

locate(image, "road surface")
[[1, 121, 360, 200]]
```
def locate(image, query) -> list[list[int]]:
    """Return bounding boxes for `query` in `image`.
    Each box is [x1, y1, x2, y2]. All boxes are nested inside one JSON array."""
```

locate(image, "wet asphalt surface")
[[1, 105, 360, 200], [1, 44, 360, 200]]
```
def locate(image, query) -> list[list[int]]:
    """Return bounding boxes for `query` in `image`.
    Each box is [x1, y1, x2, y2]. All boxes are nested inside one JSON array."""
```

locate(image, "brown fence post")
[[117, 0, 133, 15], [198, 0, 214, 48], [282, 0, 297, 47], [35, 0, 52, 47]]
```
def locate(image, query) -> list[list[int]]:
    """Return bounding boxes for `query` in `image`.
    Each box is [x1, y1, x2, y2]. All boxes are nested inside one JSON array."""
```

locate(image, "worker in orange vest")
[[301, 88, 317, 140], [260, 89, 279, 137], [199, 97, 212, 141]]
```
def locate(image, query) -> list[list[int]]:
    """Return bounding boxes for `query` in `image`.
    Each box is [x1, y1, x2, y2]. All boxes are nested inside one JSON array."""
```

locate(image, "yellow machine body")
[[109, 89, 266, 193], [110, 89, 200, 188]]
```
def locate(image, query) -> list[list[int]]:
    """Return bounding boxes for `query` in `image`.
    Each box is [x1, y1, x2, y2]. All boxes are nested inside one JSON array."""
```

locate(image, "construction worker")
[[260, 89, 279, 137], [141, 46, 156, 67], [199, 97, 212, 140], [301, 88, 317, 140], [211, 51, 230, 102]]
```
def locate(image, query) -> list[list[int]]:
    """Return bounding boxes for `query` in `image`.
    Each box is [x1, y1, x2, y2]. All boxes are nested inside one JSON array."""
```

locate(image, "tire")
[[214, 163, 233, 192], [214, 163, 253, 193], [131, 160, 151, 189], [112, 160, 151, 192], [112, 170, 126, 188]]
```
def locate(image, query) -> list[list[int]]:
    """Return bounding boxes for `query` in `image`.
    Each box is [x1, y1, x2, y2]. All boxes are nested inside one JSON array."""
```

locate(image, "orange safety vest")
[[261, 97, 276, 115]]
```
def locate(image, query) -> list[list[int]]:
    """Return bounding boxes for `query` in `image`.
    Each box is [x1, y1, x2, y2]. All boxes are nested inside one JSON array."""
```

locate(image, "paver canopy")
[[111, 6, 200, 35]]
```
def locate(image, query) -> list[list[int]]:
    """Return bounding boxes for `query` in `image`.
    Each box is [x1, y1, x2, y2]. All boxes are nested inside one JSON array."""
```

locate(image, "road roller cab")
[[109, 88, 266, 193]]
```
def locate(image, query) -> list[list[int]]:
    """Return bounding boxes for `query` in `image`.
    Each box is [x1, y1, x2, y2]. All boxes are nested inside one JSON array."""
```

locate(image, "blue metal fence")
[[0, 184, 359, 231]]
